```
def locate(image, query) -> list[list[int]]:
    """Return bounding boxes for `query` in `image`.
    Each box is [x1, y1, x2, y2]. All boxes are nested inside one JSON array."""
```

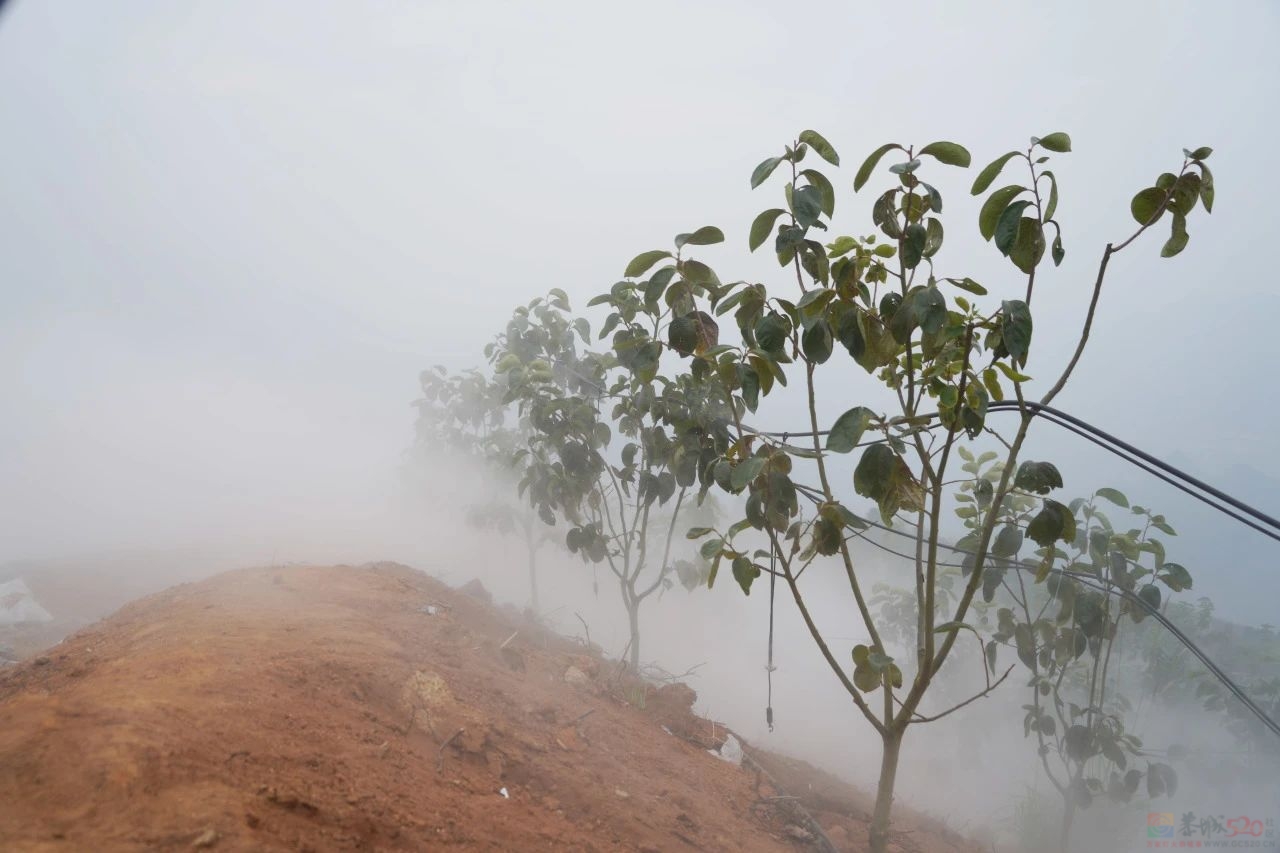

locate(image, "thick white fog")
[[2, 3, 1279, 619], [1, 3, 1278, 851]]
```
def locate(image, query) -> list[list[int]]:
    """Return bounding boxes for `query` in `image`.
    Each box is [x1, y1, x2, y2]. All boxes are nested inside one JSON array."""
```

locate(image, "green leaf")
[[755, 312, 790, 354], [811, 516, 842, 555], [1043, 170, 1059, 221], [982, 566, 1006, 602], [972, 152, 1019, 195], [836, 309, 865, 359], [827, 235, 857, 257], [643, 271, 670, 304], [993, 524, 1024, 558], [923, 218, 944, 258], [801, 319, 833, 364], [1095, 488, 1129, 508], [748, 355, 774, 396], [1015, 461, 1063, 495], [979, 185, 1026, 241], [675, 226, 725, 249], [1135, 583, 1161, 615], [681, 259, 720, 286], [981, 367, 1004, 403], [868, 650, 895, 671], [796, 287, 835, 317], [994, 360, 1031, 382], [732, 555, 760, 595], [1197, 162, 1215, 213], [888, 295, 916, 346], [751, 156, 783, 189], [749, 208, 786, 252], [1051, 232, 1064, 267], [625, 250, 673, 278], [918, 141, 972, 168], [853, 143, 902, 192], [731, 456, 767, 490], [1158, 562, 1192, 592], [872, 190, 902, 239], [1161, 213, 1189, 258], [1001, 299, 1033, 364], [798, 130, 840, 166], [1011, 623, 1036, 669], [801, 169, 836, 217], [1130, 187, 1167, 225], [1168, 173, 1201, 216], [852, 658, 881, 692], [828, 406, 875, 453], [1189, 146, 1212, 160], [706, 551, 722, 588], [853, 445, 896, 501], [902, 223, 927, 269], [667, 315, 699, 356], [916, 284, 946, 335], [921, 181, 943, 214], [547, 287, 570, 309], [775, 224, 805, 258], [792, 185, 825, 229], [951, 277, 988, 296], [995, 201, 1034, 256], [700, 537, 724, 560], [1028, 499, 1075, 546], [1009, 218, 1046, 273], [1147, 762, 1178, 798], [1064, 725, 1094, 762], [1034, 132, 1072, 153], [735, 364, 760, 411], [686, 526, 714, 539]]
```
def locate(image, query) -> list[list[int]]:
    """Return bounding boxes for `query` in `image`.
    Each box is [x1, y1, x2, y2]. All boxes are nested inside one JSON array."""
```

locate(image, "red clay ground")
[[0, 563, 983, 852]]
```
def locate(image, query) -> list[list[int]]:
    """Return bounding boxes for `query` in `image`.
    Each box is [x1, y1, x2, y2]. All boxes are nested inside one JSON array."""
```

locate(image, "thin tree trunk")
[[1059, 794, 1077, 853], [869, 729, 904, 853], [626, 596, 641, 670], [521, 519, 539, 614], [526, 541, 539, 614]]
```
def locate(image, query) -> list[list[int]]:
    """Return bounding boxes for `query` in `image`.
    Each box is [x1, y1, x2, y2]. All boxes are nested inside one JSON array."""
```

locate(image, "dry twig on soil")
[[436, 728, 465, 773]]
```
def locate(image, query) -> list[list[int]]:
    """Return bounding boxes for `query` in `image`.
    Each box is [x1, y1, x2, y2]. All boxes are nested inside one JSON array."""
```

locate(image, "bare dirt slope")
[[0, 563, 980, 852]]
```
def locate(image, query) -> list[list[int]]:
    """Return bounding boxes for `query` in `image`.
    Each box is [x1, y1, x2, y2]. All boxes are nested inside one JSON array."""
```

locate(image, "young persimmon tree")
[[968, 475, 1192, 850], [489, 290, 720, 668], [616, 129, 1213, 852], [414, 365, 560, 611]]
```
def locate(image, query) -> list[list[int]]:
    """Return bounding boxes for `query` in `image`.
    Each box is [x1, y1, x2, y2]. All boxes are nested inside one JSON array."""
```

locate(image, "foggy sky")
[[1, 1, 1278, 622]]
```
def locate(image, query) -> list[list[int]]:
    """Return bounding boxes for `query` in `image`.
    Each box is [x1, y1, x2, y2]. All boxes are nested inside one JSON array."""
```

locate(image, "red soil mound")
[[0, 563, 981, 852]]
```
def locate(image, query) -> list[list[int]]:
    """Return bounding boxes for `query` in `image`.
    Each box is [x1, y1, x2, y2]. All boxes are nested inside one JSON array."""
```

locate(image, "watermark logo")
[[1145, 811, 1276, 848], [1150, 813, 1175, 839]]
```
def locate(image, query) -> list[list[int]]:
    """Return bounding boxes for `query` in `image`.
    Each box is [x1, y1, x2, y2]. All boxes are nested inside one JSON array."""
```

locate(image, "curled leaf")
[[854, 143, 903, 192], [798, 129, 840, 166], [918, 140, 972, 168], [972, 151, 1019, 195]]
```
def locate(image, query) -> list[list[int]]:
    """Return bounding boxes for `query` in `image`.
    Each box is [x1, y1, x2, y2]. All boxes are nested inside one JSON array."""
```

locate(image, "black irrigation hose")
[[851, 518, 1280, 741], [736, 403, 1280, 543], [1010, 409, 1280, 542], [526, 360, 1280, 735], [988, 400, 1280, 543]]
